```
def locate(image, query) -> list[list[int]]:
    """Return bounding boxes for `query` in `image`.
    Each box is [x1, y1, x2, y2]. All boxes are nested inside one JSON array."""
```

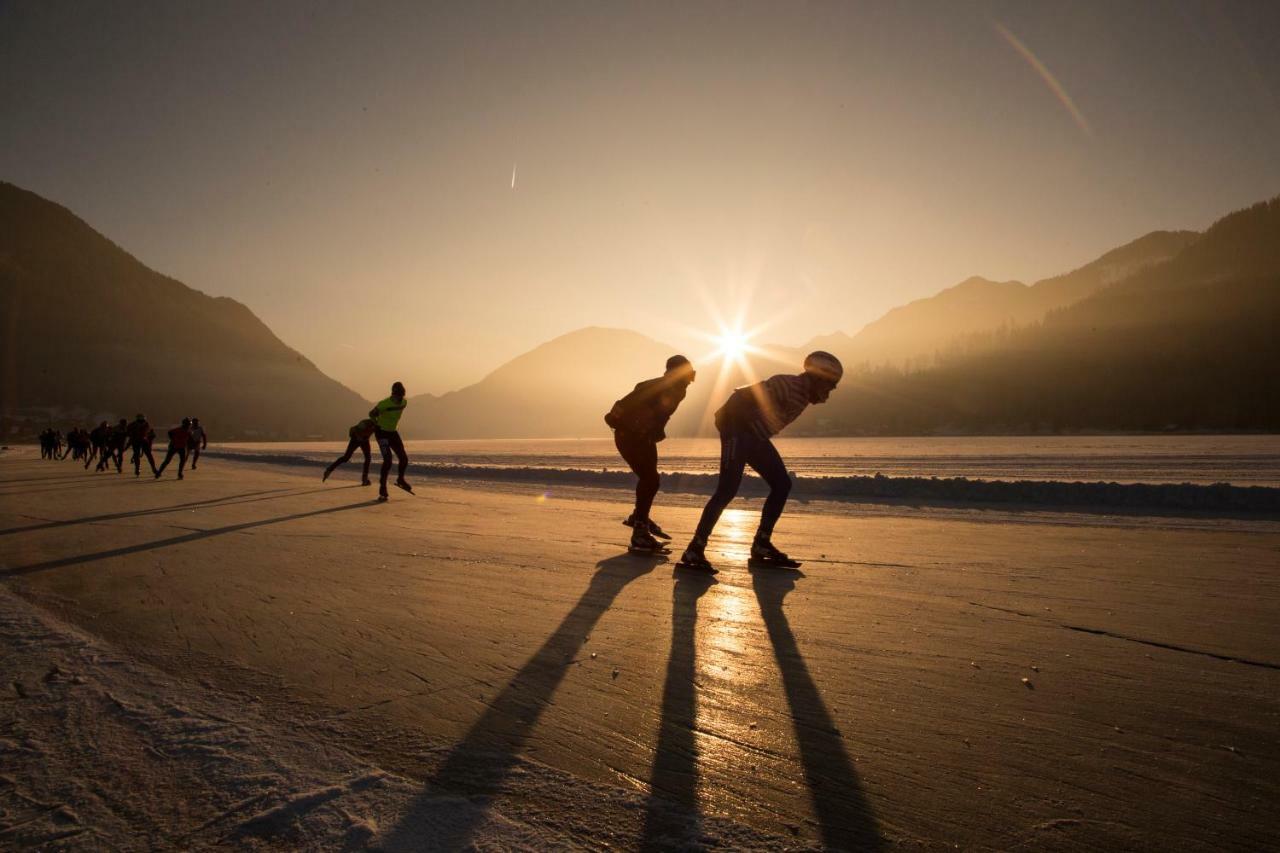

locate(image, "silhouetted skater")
[[127, 414, 158, 477], [155, 417, 193, 480], [97, 418, 127, 472], [189, 417, 208, 469], [63, 428, 87, 461], [605, 355, 696, 552], [323, 417, 376, 485], [370, 382, 411, 501], [676, 352, 844, 574], [85, 421, 108, 469]]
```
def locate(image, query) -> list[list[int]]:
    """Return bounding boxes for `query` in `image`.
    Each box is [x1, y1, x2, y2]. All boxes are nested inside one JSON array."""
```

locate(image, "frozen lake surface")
[[220, 434, 1280, 486]]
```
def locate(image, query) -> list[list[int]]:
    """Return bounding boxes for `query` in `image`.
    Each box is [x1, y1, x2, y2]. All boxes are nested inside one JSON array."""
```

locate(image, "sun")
[[715, 328, 752, 363]]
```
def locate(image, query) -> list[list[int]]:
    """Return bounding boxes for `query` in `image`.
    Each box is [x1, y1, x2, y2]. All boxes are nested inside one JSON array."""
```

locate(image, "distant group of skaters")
[[38, 416, 208, 479], [323, 350, 844, 573]]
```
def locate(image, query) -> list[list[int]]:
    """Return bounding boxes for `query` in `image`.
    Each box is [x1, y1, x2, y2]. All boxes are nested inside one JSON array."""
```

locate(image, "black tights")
[[157, 444, 188, 478], [376, 430, 407, 492], [694, 431, 791, 542], [615, 430, 659, 522], [130, 441, 157, 476], [327, 437, 372, 481]]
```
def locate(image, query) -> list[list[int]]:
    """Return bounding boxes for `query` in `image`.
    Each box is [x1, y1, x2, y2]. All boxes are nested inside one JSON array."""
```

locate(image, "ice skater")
[[127, 414, 158, 477], [370, 381, 411, 501], [323, 416, 376, 485], [96, 418, 128, 473], [85, 421, 108, 469], [188, 417, 208, 469], [605, 355, 696, 553], [676, 351, 843, 574], [155, 417, 193, 480]]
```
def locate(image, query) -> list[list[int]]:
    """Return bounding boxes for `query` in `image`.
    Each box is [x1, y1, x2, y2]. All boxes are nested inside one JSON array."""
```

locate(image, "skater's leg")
[[144, 445, 157, 475], [359, 440, 371, 483], [692, 433, 749, 542], [156, 445, 175, 476], [376, 431, 393, 494], [325, 439, 358, 479], [633, 439, 659, 522], [746, 439, 791, 539], [615, 431, 660, 522], [176, 448, 188, 478], [390, 432, 408, 481], [191, 445, 200, 469]]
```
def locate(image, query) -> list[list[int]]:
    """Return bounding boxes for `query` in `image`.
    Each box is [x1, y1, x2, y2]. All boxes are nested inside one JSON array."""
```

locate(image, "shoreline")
[[203, 448, 1280, 516]]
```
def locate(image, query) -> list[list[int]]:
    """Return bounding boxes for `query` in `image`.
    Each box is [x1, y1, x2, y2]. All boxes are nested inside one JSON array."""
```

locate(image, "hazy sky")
[[4, 1, 1278, 398]]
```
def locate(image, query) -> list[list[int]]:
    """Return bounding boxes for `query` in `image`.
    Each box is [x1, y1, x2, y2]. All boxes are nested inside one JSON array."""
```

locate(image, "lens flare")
[[994, 21, 1093, 138], [715, 329, 752, 363]]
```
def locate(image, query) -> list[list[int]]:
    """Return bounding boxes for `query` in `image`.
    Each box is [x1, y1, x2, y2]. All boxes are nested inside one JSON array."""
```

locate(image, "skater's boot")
[[750, 535, 800, 569], [624, 513, 670, 540], [361, 478, 372, 486], [394, 478, 413, 494], [676, 537, 717, 574], [646, 519, 671, 540], [629, 525, 665, 554], [322, 466, 334, 482]]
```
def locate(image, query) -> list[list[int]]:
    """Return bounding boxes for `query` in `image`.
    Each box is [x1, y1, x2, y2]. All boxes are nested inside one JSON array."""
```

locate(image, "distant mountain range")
[[0, 181, 368, 439], [4, 180, 1276, 439], [790, 196, 1280, 433], [813, 229, 1198, 370]]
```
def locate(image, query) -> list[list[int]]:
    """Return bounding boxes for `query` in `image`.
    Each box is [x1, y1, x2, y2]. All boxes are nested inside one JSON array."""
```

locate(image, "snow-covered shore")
[[205, 447, 1280, 514], [2, 448, 1278, 849]]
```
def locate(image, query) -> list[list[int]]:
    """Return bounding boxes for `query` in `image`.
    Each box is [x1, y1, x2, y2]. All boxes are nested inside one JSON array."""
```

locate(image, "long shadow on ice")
[[640, 569, 716, 850], [0, 487, 314, 536], [1, 499, 379, 577], [380, 552, 662, 849], [752, 568, 883, 851]]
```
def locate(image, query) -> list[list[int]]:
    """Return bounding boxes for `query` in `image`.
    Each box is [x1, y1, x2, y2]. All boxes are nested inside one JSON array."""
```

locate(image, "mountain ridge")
[[0, 181, 370, 439]]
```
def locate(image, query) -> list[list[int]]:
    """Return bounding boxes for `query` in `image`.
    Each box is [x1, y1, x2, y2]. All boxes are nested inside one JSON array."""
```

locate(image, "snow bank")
[[205, 449, 1280, 513]]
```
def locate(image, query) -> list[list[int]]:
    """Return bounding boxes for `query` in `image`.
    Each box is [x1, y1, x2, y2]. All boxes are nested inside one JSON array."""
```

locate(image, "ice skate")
[[748, 536, 801, 570], [628, 525, 670, 555], [674, 539, 717, 574]]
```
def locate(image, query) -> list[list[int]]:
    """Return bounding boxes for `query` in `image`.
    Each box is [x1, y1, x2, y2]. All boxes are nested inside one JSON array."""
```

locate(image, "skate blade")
[[674, 561, 718, 574], [628, 546, 671, 556]]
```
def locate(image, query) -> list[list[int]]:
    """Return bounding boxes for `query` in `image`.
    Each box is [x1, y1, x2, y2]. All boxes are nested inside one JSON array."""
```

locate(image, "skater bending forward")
[[324, 417, 376, 485], [371, 381, 411, 501], [605, 354, 696, 552], [678, 351, 843, 573]]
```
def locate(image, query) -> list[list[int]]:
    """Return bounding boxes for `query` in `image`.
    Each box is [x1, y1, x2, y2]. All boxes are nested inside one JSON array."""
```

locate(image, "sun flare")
[[716, 329, 751, 363]]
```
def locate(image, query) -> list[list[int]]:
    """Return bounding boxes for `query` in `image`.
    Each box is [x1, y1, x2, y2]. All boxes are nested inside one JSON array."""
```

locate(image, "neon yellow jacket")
[[371, 397, 407, 432]]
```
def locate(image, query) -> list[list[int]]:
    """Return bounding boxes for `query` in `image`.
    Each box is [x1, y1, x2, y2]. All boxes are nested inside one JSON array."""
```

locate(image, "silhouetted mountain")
[[0, 182, 369, 438], [806, 230, 1199, 369], [401, 327, 679, 438], [399, 326, 808, 439], [801, 197, 1280, 433]]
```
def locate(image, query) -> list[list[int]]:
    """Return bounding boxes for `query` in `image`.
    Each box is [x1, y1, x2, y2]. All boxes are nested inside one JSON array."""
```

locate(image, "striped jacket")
[[718, 374, 811, 439]]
